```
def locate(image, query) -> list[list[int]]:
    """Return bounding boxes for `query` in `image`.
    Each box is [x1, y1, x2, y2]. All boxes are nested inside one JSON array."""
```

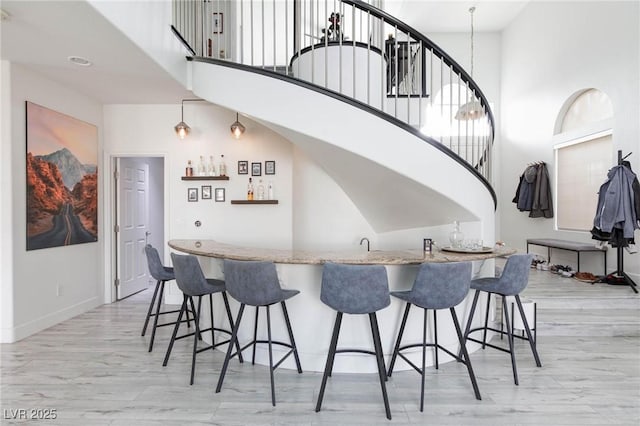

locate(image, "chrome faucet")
[[359, 237, 370, 252]]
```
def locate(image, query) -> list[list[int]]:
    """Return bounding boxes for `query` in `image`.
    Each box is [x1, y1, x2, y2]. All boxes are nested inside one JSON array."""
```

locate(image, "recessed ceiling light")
[[67, 56, 92, 67]]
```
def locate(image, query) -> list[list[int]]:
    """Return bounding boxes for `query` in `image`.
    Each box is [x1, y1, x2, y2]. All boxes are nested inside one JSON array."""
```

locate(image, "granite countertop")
[[168, 239, 516, 265]]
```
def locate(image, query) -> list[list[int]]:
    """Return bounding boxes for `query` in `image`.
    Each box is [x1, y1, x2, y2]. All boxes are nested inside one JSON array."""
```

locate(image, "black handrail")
[[171, 25, 196, 56]]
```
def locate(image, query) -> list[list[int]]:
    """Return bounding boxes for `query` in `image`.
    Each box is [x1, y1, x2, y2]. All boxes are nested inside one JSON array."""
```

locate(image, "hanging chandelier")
[[455, 7, 485, 121]]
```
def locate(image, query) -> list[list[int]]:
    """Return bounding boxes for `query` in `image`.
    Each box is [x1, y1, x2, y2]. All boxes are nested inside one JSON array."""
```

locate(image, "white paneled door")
[[116, 158, 150, 299]]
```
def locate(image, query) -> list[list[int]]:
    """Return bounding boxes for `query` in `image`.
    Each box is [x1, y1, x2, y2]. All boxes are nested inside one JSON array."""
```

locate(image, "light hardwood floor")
[[1, 268, 639, 425]]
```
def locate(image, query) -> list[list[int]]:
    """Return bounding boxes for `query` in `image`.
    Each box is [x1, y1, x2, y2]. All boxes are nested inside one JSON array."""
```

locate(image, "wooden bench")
[[526, 238, 607, 274]]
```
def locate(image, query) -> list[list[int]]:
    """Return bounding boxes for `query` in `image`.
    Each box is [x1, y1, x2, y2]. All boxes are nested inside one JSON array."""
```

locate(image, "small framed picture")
[[251, 162, 262, 176], [213, 12, 223, 34], [238, 160, 248, 175], [265, 160, 276, 175], [214, 187, 225, 202], [187, 188, 198, 202], [201, 185, 212, 200]]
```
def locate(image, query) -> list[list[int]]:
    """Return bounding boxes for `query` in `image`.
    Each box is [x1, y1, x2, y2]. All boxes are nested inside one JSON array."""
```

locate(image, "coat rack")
[[598, 150, 638, 293]]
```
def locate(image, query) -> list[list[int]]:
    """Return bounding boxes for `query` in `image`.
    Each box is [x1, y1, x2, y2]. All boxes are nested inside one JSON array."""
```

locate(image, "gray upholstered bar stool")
[[142, 244, 191, 352], [315, 262, 392, 420], [387, 262, 481, 411], [216, 259, 302, 406], [163, 253, 243, 385], [461, 253, 542, 385]]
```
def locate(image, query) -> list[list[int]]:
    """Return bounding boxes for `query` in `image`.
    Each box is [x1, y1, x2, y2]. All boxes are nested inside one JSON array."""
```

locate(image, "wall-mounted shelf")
[[181, 176, 229, 181], [231, 200, 279, 205]]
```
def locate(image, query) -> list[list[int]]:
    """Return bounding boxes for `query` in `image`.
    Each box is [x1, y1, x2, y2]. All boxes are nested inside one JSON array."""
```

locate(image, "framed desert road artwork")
[[26, 101, 98, 250]]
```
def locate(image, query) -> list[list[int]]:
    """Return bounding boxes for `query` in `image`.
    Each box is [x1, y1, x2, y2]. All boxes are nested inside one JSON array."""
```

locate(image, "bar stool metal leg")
[[221, 292, 243, 363], [514, 295, 542, 367], [281, 301, 303, 373], [451, 307, 481, 400], [148, 280, 165, 352], [188, 297, 201, 341], [387, 302, 411, 377], [462, 290, 480, 344], [216, 303, 246, 394], [433, 309, 439, 369], [315, 311, 342, 412], [208, 294, 215, 347], [266, 305, 276, 406], [502, 296, 519, 385], [163, 296, 187, 367], [482, 292, 491, 348], [252, 306, 259, 364], [142, 280, 161, 336], [369, 312, 392, 420], [190, 296, 203, 385], [420, 308, 428, 411]]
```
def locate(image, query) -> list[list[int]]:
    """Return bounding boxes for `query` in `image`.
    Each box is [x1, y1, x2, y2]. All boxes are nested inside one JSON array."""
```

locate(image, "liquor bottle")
[[197, 156, 206, 176], [267, 181, 274, 200], [185, 160, 194, 177], [207, 155, 217, 176], [219, 154, 227, 177], [257, 179, 265, 200], [247, 177, 254, 200]]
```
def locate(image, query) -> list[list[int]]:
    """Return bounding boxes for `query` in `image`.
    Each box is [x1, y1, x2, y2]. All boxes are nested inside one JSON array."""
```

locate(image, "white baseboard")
[[2, 297, 101, 343]]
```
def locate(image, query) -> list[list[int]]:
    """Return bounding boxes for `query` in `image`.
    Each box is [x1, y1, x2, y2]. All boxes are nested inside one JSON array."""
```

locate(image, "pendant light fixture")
[[230, 112, 246, 139], [175, 99, 191, 139], [174, 99, 206, 139], [455, 6, 485, 121]]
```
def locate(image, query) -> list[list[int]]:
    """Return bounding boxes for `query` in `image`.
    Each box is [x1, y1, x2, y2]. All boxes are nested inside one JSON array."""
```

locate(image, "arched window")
[[554, 89, 613, 231]]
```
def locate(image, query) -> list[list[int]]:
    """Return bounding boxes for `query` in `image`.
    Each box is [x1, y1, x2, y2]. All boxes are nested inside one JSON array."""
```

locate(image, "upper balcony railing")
[[172, 0, 494, 184]]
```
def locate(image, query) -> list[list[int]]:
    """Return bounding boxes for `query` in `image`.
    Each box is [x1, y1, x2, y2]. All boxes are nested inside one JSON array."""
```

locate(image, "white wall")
[[88, 0, 190, 87], [291, 146, 376, 251], [103, 103, 294, 245], [1, 63, 104, 342], [500, 1, 640, 279], [0, 60, 14, 341], [147, 157, 165, 257]]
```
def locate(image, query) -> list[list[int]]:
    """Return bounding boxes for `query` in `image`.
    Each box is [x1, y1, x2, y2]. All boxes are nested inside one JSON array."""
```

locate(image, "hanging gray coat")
[[529, 163, 553, 218]]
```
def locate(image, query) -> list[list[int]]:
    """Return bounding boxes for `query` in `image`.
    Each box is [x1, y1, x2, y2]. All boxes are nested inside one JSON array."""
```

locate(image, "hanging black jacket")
[[530, 163, 553, 218], [513, 163, 553, 218]]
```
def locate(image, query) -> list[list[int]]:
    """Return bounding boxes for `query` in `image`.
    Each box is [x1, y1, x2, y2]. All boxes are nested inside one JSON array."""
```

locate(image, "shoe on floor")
[[574, 272, 598, 283]]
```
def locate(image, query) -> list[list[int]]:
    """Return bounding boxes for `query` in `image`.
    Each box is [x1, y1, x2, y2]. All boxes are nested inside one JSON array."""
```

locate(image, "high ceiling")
[[384, 0, 529, 33], [0, 0, 193, 104], [0, 0, 528, 104]]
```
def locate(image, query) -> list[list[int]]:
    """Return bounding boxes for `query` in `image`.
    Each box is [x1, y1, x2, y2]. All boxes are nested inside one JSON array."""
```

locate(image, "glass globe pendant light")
[[230, 113, 246, 139]]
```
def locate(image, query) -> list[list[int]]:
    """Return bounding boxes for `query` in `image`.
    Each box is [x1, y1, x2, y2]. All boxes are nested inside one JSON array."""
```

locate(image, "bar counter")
[[168, 239, 516, 373], [168, 239, 515, 265]]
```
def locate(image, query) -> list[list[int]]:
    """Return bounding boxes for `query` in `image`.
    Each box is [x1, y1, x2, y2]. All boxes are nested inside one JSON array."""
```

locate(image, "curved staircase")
[[175, 0, 496, 237]]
